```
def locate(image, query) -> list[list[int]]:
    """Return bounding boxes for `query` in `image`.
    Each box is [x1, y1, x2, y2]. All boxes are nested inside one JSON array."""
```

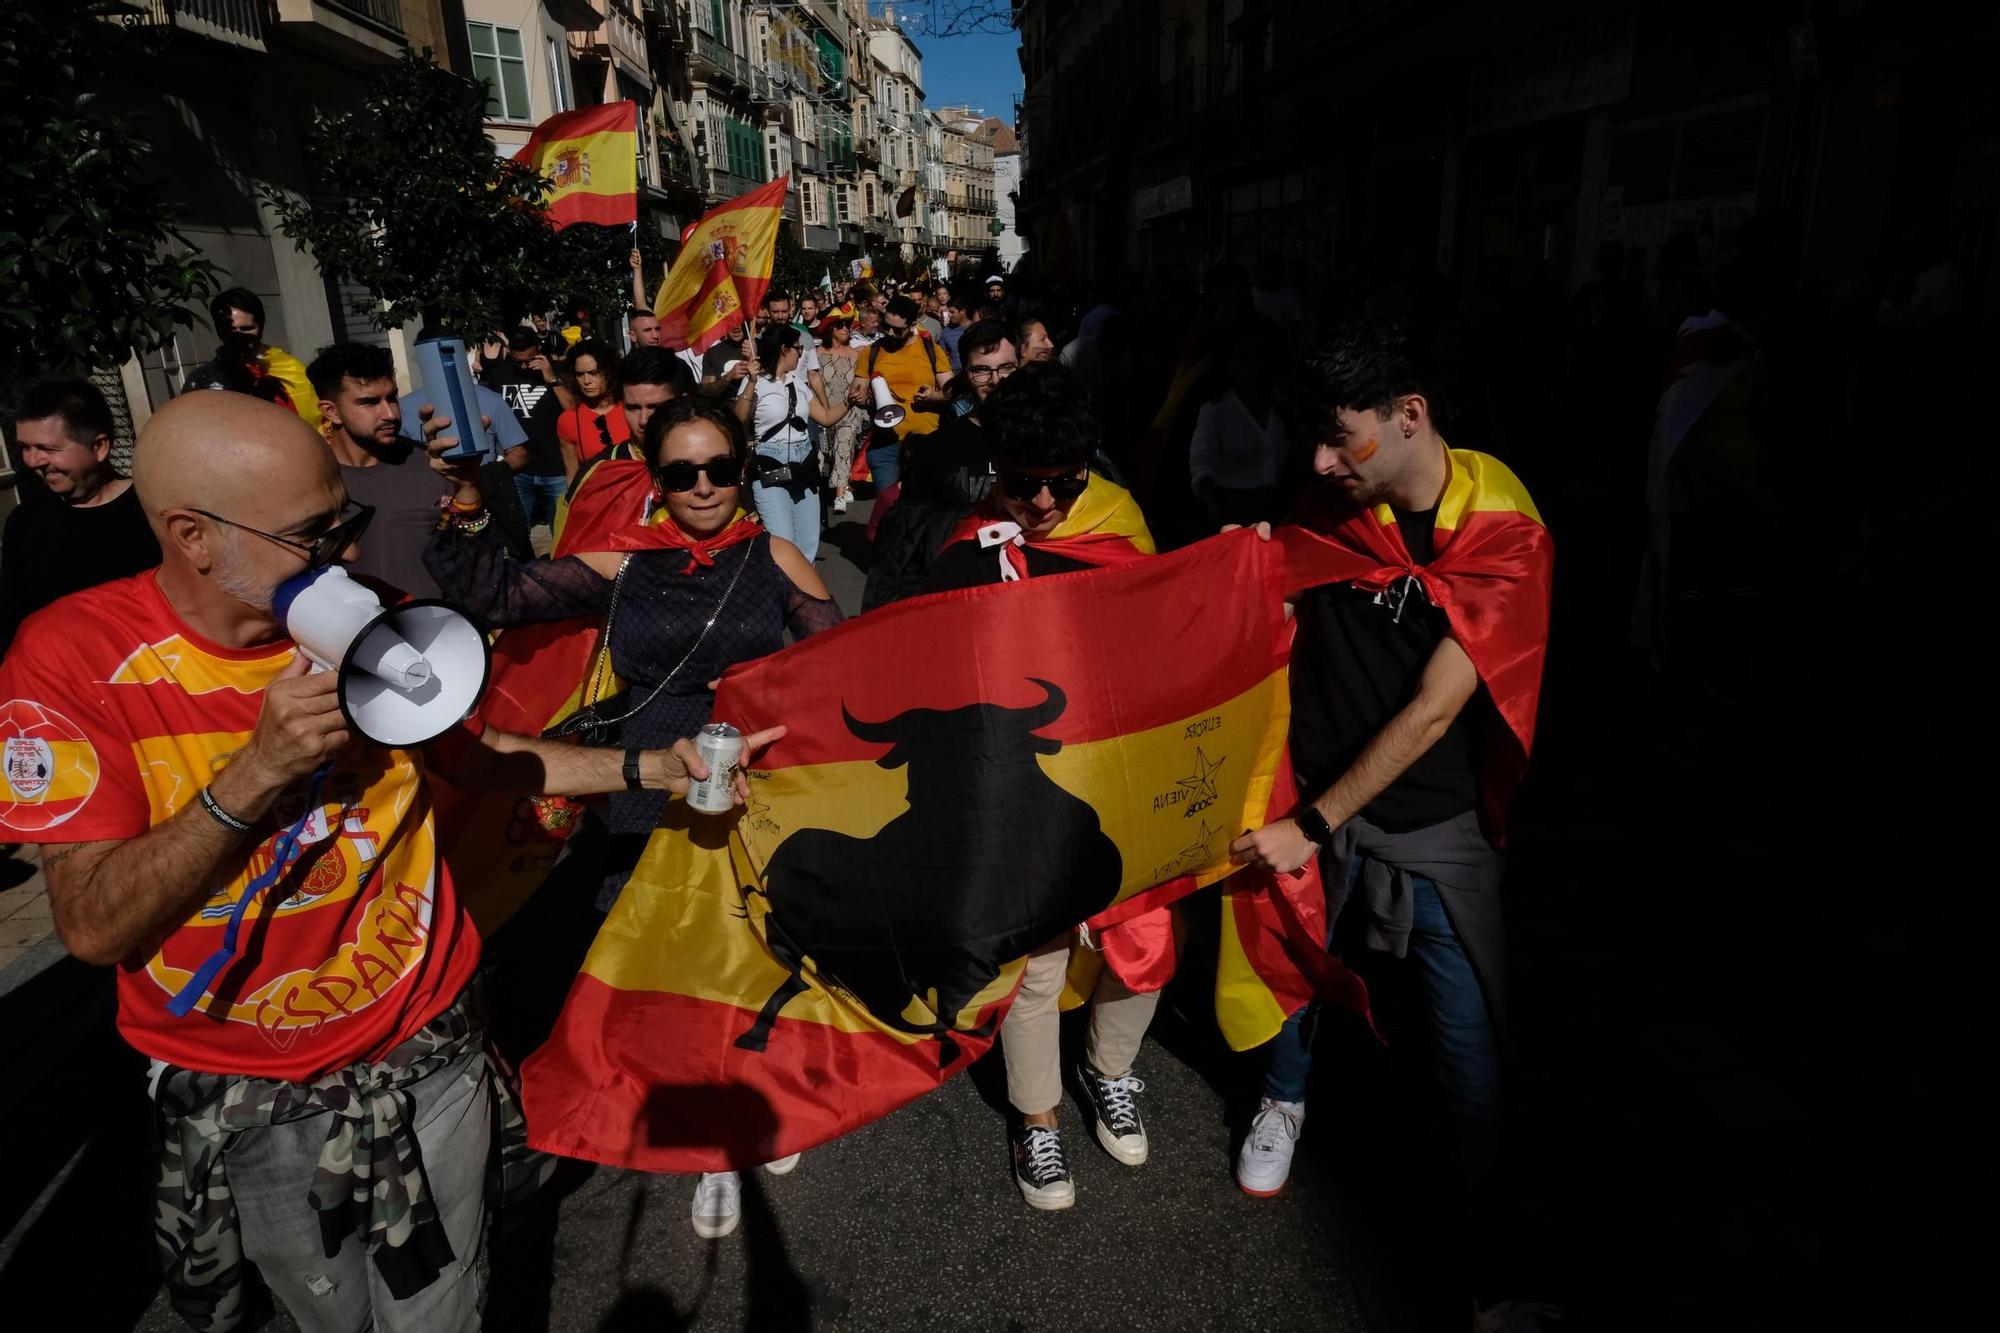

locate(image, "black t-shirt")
[[0, 482, 162, 657], [1288, 505, 1480, 832], [702, 341, 749, 382], [900, 410, 992, 506], [485, 363, 565, 476]]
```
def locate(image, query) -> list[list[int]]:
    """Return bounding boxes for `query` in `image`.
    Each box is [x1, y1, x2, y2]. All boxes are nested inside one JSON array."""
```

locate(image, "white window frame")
[[468, 21, 533, 123], [547, 36, 572, 113]]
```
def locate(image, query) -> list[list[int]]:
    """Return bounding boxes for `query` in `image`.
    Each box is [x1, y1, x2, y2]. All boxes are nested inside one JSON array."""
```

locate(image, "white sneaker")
[[1236, 1098, 1304, 1197], [832, 493, 851, 513], [762, 1153, 801, 1176], [691, 1170, 741, 1238]]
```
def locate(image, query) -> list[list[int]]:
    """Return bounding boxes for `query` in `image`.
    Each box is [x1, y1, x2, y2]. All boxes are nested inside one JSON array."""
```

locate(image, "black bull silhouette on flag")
[[737, 678, 1123, 1063]]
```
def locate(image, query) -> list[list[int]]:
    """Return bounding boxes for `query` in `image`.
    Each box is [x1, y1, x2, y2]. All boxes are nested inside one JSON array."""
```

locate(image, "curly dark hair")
[[642, 392, 749, 470], [1281, 317, 1436, 440], [305, 342, 395, 402], [981, 360, 1096, 473], [957, 318, 1013, 364]]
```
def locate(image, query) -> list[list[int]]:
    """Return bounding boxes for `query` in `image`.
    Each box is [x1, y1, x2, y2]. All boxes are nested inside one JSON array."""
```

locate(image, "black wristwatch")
[[1295, 806, 1335, 848], [622, 747, 645, 792]]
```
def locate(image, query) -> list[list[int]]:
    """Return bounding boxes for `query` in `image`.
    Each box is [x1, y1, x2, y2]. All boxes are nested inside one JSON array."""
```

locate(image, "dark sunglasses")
[[654, 456, 744, 492], [595, 414, 614, 447], [191, 501, 376, 571], [998, 469, 1089, 504]]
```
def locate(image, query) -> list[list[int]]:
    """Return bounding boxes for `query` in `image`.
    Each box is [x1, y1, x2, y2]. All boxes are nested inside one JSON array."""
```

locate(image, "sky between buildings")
[[896, 10, 1023, 122]]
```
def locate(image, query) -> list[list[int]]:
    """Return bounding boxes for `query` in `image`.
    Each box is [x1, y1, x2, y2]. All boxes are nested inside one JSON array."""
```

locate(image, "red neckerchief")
[[941, 505, 1150, 582], [554, 459, 763, 571]]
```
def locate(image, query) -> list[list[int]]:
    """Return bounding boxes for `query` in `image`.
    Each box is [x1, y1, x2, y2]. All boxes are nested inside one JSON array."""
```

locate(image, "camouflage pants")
[[152, 989, 549, 1332]]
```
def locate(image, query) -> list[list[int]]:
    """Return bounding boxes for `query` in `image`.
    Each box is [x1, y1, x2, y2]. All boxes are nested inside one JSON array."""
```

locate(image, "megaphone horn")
[[871, 375, 905, 430], [272, 566, 490, 748]]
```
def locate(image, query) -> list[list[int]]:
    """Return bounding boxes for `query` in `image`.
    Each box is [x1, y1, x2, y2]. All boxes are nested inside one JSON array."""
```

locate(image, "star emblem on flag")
[[1175, 747, 1225, 815]]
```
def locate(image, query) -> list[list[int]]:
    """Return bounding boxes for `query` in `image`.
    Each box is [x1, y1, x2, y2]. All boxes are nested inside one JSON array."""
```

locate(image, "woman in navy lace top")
[[424, 395, 843, 909]]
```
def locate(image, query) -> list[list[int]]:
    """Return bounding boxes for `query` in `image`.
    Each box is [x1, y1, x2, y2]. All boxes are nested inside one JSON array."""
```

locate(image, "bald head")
[[134, 390, 338, 523], [139, 391, 352, 626]]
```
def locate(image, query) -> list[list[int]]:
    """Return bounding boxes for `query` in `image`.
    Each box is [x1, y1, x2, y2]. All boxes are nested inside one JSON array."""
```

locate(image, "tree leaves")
[[267, 48, 602, 336], [0, 2, 217, 402]]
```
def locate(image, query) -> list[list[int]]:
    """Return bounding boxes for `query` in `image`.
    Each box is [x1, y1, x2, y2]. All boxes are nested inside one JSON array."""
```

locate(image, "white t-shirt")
[[747, 371, 812, 462], [1189, 390, 1289, 491]]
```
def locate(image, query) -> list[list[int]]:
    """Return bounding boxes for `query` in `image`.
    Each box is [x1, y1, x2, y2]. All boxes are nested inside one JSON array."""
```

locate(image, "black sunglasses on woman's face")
[[654, 456, 744, 492]]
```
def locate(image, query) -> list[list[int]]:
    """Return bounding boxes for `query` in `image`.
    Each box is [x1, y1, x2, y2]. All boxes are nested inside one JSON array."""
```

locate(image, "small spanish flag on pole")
[[519, 101, 639, 229], [655, 176, 789, 352]]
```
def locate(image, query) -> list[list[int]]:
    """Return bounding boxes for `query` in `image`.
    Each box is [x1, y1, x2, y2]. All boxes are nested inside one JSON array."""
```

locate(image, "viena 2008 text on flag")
[[519, 529, 1361, 1173]]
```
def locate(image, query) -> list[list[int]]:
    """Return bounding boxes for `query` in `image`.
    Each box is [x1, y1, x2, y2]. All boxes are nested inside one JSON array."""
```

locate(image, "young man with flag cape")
[[1226, 320, 1552, 1315], [919, 361, 1166, 1209]]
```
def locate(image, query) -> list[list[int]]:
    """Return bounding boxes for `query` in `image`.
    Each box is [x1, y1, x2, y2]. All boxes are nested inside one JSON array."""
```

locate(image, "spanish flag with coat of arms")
[[654, 176, 789, 353], [519, 101, 639, 229], [520, 530, 1350, 1172]]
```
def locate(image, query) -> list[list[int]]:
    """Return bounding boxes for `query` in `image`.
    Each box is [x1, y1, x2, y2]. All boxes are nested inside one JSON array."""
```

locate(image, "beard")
[[211, 531, 276, 615]]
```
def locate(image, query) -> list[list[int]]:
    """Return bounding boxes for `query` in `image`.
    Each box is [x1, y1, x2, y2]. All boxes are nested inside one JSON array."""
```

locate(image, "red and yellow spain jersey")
[[0, 572, 478, 1080]]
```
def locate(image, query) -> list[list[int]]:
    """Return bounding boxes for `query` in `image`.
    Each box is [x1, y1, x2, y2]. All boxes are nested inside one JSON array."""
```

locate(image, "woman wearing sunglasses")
[[554, 339, 631, 484], [813, 314, 867, 515], [730, 322, 849, 563], [428, 394, 839, 1240], [425, 394, 841, 904]]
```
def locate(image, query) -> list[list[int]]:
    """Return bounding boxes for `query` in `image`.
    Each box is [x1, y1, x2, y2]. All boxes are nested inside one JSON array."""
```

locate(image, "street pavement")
[[127, 502, 1388, 1333]]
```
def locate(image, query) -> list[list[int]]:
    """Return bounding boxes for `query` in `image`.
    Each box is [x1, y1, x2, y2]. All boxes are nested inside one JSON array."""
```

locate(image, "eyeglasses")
[[964, 363, 1018, 384], [191, 500, 375, 570], [882, 322, 911, 336], [654, 456, 744, 492], [595, 414, 614, 448], [997, 469, 1089, 504]]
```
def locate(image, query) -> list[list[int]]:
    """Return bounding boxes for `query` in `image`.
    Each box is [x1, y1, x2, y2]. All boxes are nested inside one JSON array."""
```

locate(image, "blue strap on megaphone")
[[165, 761, 339, 1019]]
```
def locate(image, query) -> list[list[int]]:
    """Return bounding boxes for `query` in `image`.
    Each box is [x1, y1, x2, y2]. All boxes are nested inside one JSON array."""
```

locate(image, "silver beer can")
[[686, 722, 746, 814]]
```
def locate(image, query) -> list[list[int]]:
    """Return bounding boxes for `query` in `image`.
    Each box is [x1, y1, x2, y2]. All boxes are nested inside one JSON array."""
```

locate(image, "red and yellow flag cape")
[[655, 177, 788, 353], [1214, 448, 1553, 1051], [519, 102, 639, 229], [521, 530, 1309, 1172]]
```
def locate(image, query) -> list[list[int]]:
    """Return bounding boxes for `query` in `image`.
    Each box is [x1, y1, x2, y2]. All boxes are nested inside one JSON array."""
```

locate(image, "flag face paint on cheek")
[[1350, 437, 1380, 464]]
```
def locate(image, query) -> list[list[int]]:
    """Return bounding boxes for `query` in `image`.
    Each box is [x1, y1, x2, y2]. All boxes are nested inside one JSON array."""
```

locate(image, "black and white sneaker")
[[1079, 1060, 1149, 1166], [1011, 1124, 1076, 1210]]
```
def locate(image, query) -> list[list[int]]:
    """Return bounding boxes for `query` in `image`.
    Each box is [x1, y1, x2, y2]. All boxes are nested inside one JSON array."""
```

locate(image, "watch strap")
[[622, 747, 645, 792], [1295, 806, 1335, 847]]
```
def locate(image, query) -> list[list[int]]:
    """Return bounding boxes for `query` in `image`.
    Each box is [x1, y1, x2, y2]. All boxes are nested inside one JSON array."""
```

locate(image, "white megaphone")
[[870, 375, 905, 429], [272, 566, 490, 748]]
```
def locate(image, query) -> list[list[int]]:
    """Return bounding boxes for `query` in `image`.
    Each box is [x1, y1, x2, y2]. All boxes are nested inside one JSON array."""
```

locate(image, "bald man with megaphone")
[[0, 391, 781, 1331]]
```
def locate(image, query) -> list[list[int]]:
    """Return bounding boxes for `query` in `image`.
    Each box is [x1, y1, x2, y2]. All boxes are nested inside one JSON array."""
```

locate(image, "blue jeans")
[[753, 479, 821, 562], [866, 437, 901, 491], [514, 472, 565, 529], [1263, 856, 1503, 1181]]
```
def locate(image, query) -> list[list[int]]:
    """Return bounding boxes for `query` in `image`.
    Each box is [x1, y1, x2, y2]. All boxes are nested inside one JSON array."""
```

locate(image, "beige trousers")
[[1000, 935, 1161, 1115]]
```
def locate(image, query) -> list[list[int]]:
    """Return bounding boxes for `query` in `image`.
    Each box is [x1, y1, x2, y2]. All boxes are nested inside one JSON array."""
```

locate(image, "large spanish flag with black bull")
[[522, 530, 1310, 1172], [1215, 447, 1553, 1051], [519, 102, 639, 229]]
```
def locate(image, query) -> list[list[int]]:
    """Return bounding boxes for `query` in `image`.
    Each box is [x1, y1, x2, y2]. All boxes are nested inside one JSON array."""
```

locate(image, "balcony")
[[705, 166, 761, 201], [800, 0, 844, 37], [272, 0, 405, 64], [118, 0, 267, 51], [690, 29, 750, 88]]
